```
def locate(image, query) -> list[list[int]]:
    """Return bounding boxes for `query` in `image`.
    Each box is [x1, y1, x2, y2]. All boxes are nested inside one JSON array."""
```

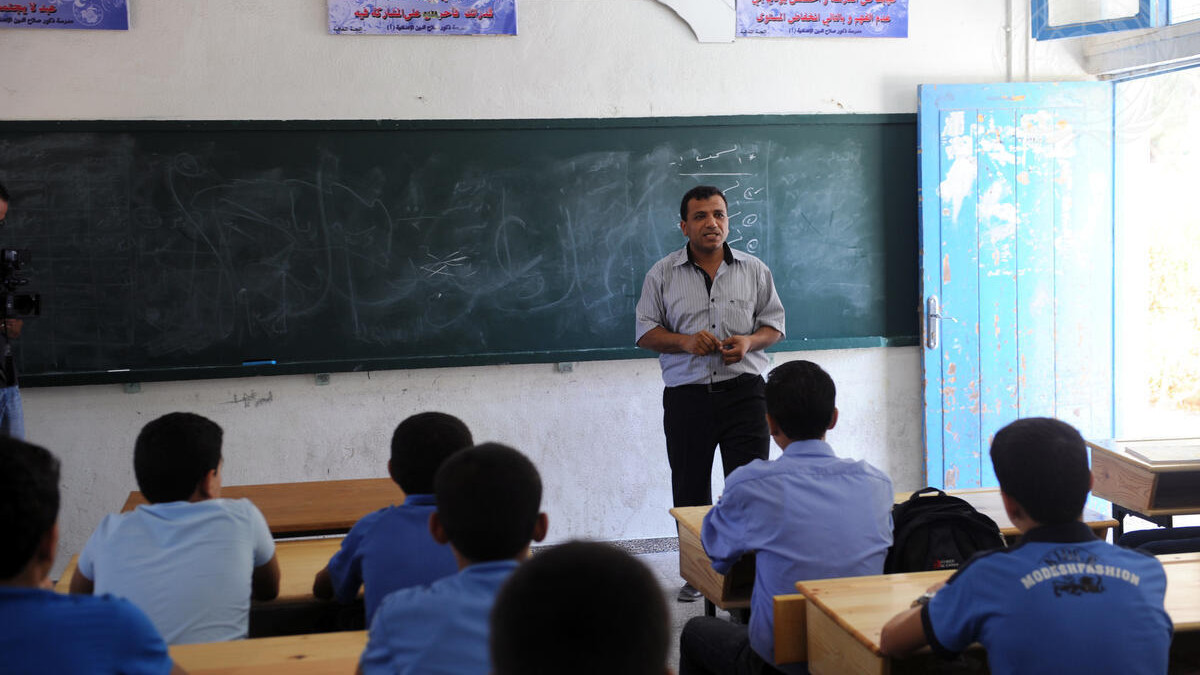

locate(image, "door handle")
[[926, 295, 940, 350]]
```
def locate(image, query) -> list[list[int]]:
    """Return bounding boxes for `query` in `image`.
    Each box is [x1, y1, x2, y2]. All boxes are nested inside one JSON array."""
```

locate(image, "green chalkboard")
[[0, 116, 918, 386]]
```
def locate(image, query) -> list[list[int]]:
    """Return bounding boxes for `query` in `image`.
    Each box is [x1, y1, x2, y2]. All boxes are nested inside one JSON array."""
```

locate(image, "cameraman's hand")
[[1, 319, 23, 338]]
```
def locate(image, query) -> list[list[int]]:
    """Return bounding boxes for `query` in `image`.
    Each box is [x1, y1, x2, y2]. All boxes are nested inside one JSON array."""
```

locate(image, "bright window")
[[1115, 67, 1200, 438]]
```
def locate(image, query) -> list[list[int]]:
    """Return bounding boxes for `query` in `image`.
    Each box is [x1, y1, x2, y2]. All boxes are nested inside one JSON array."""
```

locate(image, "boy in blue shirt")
[[358, 442, 548, 675], [0, 435, 182, 674], [314, 411, 471, 624], [70, 412, 280, 645], [880, 417, 1172, 675], [679, 359, 894, 675]]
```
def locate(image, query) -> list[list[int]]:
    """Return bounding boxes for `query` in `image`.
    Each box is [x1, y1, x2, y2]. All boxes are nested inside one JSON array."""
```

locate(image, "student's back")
[[71, 412, 278, 645], [79, 497, 274, 644], [1, 588, 174, 674], [315, 412, 470, 623], [927, 531, 1168, 674]]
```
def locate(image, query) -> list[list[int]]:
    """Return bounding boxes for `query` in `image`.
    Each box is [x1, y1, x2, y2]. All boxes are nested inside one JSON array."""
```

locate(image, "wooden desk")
[[797, 552, 1200, 675], [122, 478, 403, 538], [169, 630, 367, 674], [1088, 438, 1200, 536], [671, 488, 1117, 617], [670, 505, 754, 617]]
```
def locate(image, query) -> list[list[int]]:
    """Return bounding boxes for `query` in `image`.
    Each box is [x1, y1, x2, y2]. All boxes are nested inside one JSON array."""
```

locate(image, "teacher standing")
[[635, 185, 785, 601]]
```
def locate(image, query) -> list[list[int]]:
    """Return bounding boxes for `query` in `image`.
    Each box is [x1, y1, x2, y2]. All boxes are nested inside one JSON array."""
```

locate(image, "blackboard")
[[0, 116, 918, 387]]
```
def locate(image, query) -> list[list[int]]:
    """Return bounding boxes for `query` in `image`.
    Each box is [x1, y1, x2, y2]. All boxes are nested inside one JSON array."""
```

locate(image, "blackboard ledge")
[[20, 336, 918, 388]]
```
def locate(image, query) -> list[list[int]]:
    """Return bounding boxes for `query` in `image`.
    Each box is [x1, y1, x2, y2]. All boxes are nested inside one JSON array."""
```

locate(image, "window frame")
[[1033, 0, 1167, 39]]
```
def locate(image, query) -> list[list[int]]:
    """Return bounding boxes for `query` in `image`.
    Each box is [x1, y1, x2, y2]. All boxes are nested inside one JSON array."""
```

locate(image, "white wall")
[[0, 0, 1090, 576]]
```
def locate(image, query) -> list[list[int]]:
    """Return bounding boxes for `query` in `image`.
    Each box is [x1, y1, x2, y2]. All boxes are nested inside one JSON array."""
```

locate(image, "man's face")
[[0, 199, 8, 226], [679, 193, 728, 256]]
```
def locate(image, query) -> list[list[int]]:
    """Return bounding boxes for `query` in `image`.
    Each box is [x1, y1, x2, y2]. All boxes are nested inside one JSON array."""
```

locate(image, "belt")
[[671, 373, 761, 394]]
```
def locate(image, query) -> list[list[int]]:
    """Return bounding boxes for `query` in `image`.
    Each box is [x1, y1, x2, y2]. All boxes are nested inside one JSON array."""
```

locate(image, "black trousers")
[[663, 374, 770, 508], [678, 616, 796, 675]]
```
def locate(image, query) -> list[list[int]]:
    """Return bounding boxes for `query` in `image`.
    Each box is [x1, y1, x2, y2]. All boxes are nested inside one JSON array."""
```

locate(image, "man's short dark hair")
[[389, 411, 473, 494], [491, 541, 669, 675], [433, 442, 541, 563], [0, 436, 60, 579], [0, 180, 9, 204], [134, 412, 223, 503], [990, 417, 1091, 525], [679, 185, 727, 221], [765, 359, 837, 440]]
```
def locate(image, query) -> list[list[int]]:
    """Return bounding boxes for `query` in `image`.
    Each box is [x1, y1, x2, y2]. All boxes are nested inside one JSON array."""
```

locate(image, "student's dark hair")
[[765, 359, 836, 440], [990, 417, 1090, 525], [134, 412, 224, 503], [0, 180, 9, 204], [388, 411, 473, 494], [0, 436, 60, 579], [679, 185, 727, 221], [433, 442, 541, 562], [491, 541, 669, 675]]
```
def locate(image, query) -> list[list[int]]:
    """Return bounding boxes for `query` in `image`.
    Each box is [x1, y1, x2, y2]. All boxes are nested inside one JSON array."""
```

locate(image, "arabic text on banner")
[[0, 0, 129, 30], [329, 0, 515, 35], [738, 0, 908, 38]]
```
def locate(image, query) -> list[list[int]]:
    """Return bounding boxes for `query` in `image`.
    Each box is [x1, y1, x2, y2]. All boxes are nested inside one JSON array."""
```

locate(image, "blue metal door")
[[919, 83, 1114, 489]]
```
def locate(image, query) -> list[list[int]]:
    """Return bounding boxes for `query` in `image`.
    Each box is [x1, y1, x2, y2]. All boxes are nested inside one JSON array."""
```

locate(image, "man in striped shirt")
[[635, 184, 786, 602]]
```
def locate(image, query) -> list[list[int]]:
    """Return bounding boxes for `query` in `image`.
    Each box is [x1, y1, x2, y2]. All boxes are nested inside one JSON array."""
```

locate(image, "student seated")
[[314, 411, 471, 624], [491, 540, 672, 675], [70, 412, 280, 645], [879, 417, 1172, 674], [0, 436, 184, 674], [358, 442, 548, 674], [679, 359, 894, 675]]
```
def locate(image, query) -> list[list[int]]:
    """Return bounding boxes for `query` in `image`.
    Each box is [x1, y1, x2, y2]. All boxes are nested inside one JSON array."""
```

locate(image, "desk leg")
[[704, 599, 715, 618], [1112, 505, 1175, 541]]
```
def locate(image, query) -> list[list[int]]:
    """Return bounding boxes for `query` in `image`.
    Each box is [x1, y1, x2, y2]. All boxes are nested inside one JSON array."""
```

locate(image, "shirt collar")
[[403, 493, 436, 506], [1019, 521, 1098, 544], [679, 242, 736, 266], [781, 439, 837, 459]]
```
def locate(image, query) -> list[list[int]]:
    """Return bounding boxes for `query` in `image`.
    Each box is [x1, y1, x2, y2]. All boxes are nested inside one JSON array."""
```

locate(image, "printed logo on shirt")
[[1018, 547, 1141, 596]]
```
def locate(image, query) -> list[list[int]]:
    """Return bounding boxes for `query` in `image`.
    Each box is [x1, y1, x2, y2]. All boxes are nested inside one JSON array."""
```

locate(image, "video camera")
[[1, 248, 40, 320]]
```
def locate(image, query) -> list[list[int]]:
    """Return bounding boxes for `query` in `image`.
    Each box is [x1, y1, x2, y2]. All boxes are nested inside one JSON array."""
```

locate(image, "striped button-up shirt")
[[635, 244, 786, 387]]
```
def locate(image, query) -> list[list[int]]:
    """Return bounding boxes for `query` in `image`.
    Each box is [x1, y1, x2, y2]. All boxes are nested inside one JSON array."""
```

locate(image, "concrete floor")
[[632, 549, 736, 674]]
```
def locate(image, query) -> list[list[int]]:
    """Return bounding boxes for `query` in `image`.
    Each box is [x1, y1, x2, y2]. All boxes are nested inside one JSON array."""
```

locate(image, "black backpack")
[[884, 487, 1007, 573]]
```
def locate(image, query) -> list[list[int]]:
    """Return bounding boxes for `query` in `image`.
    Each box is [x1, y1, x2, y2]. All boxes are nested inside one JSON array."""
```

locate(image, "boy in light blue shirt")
[[313, 412, 469, 624], [71, 412, 280, 645], [359, 443, 548, 675]]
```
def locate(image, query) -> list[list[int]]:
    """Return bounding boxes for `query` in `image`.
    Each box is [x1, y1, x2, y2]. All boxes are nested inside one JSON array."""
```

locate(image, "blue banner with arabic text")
[[329, 0, 515, 35], [0, 0, 129, 30], [738, 0, 907, 38]]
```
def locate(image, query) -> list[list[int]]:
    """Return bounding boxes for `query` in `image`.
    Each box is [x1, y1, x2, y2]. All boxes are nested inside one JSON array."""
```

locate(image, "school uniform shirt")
[[0, 586, 174, 674], [77, 498, 275, 645], [702, 439, 894, 664], [359, 559, 518, 675], [324, 494, 458, 624], [635, 244, 786, 386], [923, 521, 1172, 675]]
